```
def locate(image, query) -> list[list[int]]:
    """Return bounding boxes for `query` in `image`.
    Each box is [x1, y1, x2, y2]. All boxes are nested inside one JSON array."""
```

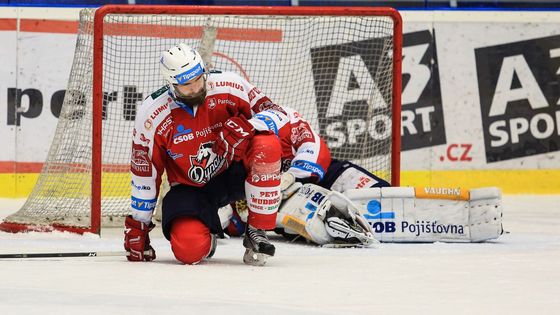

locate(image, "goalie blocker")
[[277, 184, 503, 244]]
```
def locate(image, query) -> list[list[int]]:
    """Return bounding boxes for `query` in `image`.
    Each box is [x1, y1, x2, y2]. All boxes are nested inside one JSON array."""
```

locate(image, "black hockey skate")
[[243, 225, 275, 266], [207, 234, 217, 259]]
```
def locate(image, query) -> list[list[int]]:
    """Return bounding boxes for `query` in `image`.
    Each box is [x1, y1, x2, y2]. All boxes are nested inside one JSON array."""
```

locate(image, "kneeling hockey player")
[[125, 43, 290, 266]]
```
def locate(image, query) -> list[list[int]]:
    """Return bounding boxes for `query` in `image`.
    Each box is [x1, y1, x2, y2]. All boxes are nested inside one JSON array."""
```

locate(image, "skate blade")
[[321, 243, 373, 248], [243, 249, 271, 266]]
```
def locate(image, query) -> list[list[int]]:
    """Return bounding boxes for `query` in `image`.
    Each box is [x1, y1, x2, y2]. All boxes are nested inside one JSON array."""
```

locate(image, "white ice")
[[0, 196, 559, 315]]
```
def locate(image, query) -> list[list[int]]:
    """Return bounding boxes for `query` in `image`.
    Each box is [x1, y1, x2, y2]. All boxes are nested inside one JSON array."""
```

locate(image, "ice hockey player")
[[220, 108, 503, 246], [221, 106, 391, 247], [124, 43, 289, 266]]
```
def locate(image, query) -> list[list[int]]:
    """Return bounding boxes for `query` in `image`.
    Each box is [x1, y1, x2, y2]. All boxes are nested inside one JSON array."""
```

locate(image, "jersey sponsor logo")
[[207, 98, 217, 109], [157, 116, 173, 136], [131, 143, 152, 177], [217, 98, 236, 106], [188, 142, 226, 184], [291, 160, 325, 180], [172, 124, 194, 144], [131, 196, 157, 211], [195, 122, 222, 138], [144, 119, 153, 130], [131, 180, 151, 191], [251, 173, 281, 183], [150, 103, 169, 120], [175, 63, 204, 84], [248, 87, 261, 101], [255, 113, 278, 135], [215, 81, 244, 91], [166, 149, 184, 160]]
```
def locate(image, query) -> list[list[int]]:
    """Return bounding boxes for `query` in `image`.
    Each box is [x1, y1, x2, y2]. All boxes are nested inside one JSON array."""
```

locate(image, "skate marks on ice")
[[1, 196, 559, 314]]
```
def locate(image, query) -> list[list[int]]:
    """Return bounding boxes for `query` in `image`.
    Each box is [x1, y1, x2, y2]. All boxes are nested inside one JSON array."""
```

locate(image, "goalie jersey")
[[130, 71, 331, 222]]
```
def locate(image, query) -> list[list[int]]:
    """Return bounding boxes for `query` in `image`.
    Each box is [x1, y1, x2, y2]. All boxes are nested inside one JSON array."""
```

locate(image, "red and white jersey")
[[276, 107, 331, 182], [130, 71, 288, 222]]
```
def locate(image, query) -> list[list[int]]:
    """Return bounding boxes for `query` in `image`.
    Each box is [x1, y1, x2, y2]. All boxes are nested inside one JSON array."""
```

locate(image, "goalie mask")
[[160, 43, 207, 107]]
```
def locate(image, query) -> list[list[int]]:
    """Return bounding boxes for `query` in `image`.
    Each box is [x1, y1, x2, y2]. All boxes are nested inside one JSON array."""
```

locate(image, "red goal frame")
[[1, 5, 401, 235], [91, 5, 402, 234]]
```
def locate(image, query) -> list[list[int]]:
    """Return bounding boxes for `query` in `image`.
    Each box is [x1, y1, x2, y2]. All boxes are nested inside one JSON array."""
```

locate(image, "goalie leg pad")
[[170, 217, 215, 264], [344, 187, 503, 243]]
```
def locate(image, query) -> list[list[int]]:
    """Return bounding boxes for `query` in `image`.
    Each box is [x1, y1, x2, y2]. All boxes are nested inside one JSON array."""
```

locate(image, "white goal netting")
[[1, 7, 400, 233]]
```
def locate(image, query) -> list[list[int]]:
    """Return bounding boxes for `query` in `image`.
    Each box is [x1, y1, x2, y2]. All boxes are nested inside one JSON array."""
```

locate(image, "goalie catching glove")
[[124, 215, 156, 261], [276, 183, 378, 247]]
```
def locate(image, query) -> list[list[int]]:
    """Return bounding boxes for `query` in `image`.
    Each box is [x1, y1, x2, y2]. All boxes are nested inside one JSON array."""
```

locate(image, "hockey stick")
[[0, 251, 130, 259]]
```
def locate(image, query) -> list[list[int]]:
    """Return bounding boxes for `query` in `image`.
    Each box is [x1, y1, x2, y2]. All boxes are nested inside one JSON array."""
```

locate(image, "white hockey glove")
[[277, 183, 378, 247]]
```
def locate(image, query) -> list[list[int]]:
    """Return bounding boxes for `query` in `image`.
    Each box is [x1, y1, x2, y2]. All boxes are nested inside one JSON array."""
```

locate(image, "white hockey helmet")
[[160, 43, 205, 86]]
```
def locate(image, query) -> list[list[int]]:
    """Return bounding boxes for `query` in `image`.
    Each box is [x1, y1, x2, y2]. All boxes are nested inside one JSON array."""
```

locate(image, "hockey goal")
[[0, 5, 402, 234]]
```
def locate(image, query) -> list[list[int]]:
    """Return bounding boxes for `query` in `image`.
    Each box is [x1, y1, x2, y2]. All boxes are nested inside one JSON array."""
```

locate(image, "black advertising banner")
[[310, 38, 393, 160], [309, 29, 446, 160], [476, 34, 560, 163], [400, 30, 446, 151]]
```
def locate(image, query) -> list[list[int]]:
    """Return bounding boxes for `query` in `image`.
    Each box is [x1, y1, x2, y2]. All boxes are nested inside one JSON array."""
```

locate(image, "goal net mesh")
[[2, 8, 398, 231]]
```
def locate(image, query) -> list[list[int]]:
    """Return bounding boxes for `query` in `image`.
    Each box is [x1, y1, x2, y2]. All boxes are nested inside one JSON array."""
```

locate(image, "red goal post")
[[1, 5, 402, 235]]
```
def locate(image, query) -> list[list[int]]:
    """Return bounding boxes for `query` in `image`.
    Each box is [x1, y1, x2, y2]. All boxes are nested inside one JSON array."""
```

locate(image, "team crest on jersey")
[[207, 98, 216, 109], [131, 143, 152, 177], [187, 142, 225, 184]]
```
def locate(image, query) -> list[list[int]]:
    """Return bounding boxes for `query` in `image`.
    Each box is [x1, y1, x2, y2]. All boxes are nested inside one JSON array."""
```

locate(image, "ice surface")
[[0, 196, 559, 315]]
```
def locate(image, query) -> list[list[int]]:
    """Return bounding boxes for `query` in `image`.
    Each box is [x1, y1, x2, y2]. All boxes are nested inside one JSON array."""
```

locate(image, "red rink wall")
[[0, 8, 558, 196]]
